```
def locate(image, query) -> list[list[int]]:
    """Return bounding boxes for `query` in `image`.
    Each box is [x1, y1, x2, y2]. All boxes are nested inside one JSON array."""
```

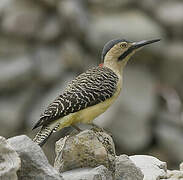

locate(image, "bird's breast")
[[76, 79, 122, 124]]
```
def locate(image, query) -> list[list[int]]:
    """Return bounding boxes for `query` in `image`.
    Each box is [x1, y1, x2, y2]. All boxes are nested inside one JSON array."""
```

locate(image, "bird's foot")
[[91, 123, 112, 136], [91, 123, 105, 132], [69, 125, 82, 136], [72, 124, 82, 132]]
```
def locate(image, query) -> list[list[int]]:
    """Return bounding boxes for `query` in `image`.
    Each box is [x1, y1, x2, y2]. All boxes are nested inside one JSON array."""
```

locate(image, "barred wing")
[[33, 67, 119, 129]]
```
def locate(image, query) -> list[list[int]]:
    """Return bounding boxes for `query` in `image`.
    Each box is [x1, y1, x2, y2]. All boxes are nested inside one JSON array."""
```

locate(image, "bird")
[[32, 38, 160, 146]]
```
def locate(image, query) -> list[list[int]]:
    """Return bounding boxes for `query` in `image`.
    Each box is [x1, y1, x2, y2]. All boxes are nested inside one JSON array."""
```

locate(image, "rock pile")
[[2, 129, 183, 180], [0, 0, 183, 168]]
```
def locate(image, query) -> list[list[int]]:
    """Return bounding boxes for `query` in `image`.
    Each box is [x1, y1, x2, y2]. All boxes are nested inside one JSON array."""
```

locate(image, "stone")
[[7, 135, 63, 180], [180, 162, 183, 171], [0, 136, 21, 180], [54, 129, 116, 173], [0, 55, 34, 91], [95, 66, 156, 152], [114, 155, 144, 180], [61, 165, 112, 180], [130, 155, 167, 180], [87, 10, 164, 50], [1, 0, 46, 37], [165, 170, 183, 180], [160, 162, 183, 179]]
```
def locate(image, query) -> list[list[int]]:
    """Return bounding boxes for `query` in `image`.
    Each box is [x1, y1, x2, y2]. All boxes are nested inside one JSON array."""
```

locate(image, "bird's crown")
[[101, 39, 130, 61]]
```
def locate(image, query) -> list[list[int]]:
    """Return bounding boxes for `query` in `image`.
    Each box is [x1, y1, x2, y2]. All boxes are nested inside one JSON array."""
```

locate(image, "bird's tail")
[[33, 126, 54, 147]]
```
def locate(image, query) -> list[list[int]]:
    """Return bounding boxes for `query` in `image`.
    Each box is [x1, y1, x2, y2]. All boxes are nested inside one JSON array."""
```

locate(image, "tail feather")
[[33, 126, 53, 147]]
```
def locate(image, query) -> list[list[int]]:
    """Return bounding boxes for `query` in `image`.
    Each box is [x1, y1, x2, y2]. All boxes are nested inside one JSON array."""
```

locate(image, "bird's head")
[[101, 38, 160, 74]]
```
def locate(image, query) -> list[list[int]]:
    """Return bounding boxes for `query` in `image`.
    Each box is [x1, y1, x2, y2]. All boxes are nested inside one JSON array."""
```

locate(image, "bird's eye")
[[120, 43, 128, 48]]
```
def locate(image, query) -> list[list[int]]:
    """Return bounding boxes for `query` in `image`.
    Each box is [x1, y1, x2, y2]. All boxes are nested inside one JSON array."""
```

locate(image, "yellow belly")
[[56, 80, 122, 130], [77, 91, 120, 124]]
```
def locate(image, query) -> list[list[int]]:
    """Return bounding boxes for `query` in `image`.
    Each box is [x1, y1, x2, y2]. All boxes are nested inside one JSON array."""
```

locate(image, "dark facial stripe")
[[118, 38, 161, 61], [118, 46, 135, 61]]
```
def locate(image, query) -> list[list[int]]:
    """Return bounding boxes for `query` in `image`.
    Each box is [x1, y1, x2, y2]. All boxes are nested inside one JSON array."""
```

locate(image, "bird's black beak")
[[118, 38, 161, 61], [131, 39, 161, 50]]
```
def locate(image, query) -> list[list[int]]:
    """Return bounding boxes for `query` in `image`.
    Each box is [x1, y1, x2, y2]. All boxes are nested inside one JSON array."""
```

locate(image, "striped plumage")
[[33, 38, 160, 146], [33, 66, 119, 146]]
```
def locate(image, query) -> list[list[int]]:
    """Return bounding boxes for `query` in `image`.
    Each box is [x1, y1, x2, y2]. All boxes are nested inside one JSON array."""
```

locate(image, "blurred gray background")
[[0, 0, 183, 169]]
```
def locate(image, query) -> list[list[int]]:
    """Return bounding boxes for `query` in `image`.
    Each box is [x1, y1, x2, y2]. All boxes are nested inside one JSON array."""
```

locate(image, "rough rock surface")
[[164, 169, 183, 180], [62, 165, 113, 180], [54, 130, 172, 180], [7, 135, 63, 180], [130, 155, 167, 180], [0, 136, 21, 180], [1, 132, 181, 180], [54, 129, 116, 173], [115, 155, 144, 180]]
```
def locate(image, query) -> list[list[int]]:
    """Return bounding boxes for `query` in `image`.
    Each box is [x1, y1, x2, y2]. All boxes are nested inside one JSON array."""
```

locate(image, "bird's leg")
[[72, 124, 81, 132], [91, 123, 112, 136], [91, 123, 100, 129], [91, 123, 104, 132]]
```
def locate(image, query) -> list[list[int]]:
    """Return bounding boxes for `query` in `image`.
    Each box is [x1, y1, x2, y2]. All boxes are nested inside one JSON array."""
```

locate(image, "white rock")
[[62, 165, 112, 180], [165, 169, 183, 180], [0, 136, 21, 180], [179, 162, 183, 171], [130, 155, 167, 180]]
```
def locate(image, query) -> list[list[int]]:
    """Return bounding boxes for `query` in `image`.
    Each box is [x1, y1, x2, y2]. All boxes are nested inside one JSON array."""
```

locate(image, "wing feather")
[[32, 67, 119, 129]]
